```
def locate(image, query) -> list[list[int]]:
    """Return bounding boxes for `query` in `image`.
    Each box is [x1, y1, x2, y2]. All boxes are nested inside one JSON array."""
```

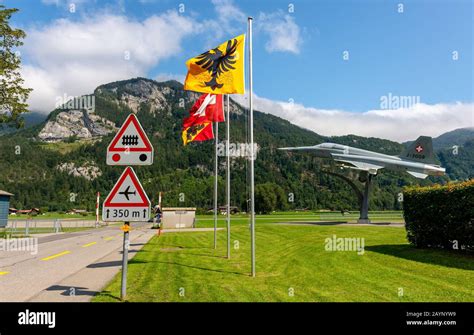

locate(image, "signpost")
[[102, 167, 151, 222], [103, 113, 153, 300], [121, 222, 130, 300], [106, 113, 154, 166]]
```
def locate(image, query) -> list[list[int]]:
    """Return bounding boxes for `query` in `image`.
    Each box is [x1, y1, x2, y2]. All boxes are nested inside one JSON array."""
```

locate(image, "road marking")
[[41, 251, 71, 261], [104, 236, 114, 241], [82, 242, 97, 248], [0, 271, 9, 276]]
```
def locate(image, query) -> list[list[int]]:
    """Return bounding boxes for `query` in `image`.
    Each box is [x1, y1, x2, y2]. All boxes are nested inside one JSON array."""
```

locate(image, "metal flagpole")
[[248, 17, 256, 277], [226, 94, 231, 259], [214, 121, 219, 249]]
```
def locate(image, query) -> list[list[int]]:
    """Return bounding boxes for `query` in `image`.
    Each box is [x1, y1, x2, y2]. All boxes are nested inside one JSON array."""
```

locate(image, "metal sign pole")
[[121, 222, 130, 300]]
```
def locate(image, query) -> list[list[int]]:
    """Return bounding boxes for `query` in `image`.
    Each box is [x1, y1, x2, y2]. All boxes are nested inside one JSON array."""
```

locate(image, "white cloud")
[[41, 0, 90, 7], [22, 0, 305, 113], [257, 11, 302, 54], [212, 0, 246, 27], [22, 11, 197, 112], [208, 0, 303, 53], [154, 73, 185, 84], [232, 94, 473, 142]]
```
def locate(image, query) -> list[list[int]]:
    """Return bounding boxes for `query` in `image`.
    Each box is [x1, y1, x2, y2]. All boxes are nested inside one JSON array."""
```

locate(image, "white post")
[[248, 17, 256, 277], [95, 192, 100, 228], [214, 122, 219, 249], [226, 94, 231, 259]]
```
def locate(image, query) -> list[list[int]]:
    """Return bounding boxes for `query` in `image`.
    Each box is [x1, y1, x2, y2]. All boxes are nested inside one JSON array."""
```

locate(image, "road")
[[0, 223, 156, 302]]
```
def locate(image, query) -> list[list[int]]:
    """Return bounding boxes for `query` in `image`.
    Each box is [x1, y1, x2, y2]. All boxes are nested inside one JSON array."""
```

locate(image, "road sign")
[[106, 114, 154, 165], [102, 167, 151, 222]]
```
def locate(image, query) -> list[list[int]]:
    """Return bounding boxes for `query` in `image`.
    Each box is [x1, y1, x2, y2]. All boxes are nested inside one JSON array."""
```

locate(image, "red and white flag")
[[189, 93, 224, 122]]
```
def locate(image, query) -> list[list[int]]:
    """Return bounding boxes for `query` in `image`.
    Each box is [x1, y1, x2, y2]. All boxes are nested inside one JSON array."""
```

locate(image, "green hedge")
[[403, 180, 474, 251]]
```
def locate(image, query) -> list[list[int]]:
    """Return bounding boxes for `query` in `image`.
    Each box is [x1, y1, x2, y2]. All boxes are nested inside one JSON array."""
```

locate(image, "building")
[[66, 209, 88, 215], [161, 207, 196, 229], [219, 206, 240, 215], [0, 190, 14, 228], [16, 208, 41, 216]]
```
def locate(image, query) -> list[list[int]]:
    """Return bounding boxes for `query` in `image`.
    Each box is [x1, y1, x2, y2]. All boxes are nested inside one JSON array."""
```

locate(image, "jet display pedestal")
[[357, 173, 372, 224]]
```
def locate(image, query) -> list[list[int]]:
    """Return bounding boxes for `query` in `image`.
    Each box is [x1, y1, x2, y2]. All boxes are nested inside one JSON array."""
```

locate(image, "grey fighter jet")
[[279, 136, 445, 179]]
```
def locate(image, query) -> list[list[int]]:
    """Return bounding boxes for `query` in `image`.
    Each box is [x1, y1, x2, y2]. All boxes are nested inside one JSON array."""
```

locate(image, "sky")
[[3, 0, 473, 141]]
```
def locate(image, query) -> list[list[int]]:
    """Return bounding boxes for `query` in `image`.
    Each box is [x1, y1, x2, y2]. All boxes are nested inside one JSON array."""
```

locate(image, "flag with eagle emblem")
[[182, 114, 214, 145], [184, 34, 245, 94]]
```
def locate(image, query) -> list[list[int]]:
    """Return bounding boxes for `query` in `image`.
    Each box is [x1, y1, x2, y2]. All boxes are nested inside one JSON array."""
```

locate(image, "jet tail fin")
[[400, 136, 436, 164]]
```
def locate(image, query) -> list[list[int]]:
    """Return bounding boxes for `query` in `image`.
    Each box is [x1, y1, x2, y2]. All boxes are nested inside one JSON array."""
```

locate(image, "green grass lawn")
[[93, 217, 473, 302], [9, 213, 97, 220], [8, 210, 404, 223], [197, 211, 404, 223]]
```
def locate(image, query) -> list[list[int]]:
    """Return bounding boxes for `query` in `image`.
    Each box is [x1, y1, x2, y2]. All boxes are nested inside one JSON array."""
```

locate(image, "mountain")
[[0, 78, 469, 212], [433, 127, 474, 150], [0, 111, 47, 135]]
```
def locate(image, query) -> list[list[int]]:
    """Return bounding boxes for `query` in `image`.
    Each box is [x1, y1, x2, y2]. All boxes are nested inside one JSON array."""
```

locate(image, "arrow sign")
[[102, 167, 151, 222], [106, 114, 154, 165]]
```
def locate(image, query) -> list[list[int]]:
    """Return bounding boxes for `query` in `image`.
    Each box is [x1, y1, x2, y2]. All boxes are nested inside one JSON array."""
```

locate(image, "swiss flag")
[[189, 93, 224, 122]]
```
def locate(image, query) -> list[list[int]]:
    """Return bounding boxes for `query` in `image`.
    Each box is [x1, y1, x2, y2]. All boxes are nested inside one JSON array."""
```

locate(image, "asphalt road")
[[0, 223, 156, 302]]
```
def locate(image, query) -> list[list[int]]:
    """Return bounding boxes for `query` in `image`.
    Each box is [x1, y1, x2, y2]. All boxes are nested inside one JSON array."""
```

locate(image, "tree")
[[0, 5, 31, 129], [255, 183, 278, 214]]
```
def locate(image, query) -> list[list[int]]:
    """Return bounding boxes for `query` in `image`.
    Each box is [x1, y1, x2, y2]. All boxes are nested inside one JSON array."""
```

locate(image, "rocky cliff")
[[38, 109, 116, 142]]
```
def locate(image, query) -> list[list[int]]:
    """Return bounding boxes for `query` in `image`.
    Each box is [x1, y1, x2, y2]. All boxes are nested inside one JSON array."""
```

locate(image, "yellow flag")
[[184, 34, 245, 94]]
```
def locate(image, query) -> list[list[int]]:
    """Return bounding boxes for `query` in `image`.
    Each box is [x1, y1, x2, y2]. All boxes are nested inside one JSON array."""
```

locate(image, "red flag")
[[189, 93, 224, 122], [182, 114, 214, 145]]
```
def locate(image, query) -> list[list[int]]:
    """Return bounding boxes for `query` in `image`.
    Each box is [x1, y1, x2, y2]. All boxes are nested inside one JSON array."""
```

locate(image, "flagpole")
[[248, 17, 256, 277], [226, 94, 231, 259], [214, 121, 218, 249]]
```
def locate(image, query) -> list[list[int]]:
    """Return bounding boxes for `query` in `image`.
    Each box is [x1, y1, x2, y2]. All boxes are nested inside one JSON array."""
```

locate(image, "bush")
[[403, 180, 474, 251]]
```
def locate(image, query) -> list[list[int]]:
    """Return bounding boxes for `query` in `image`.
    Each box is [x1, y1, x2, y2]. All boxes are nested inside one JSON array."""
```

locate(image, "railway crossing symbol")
[[106, 114, 154, 166], [102, 167, 151, 222]]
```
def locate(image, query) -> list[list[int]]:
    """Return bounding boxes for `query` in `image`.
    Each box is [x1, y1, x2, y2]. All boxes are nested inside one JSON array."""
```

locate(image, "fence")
[[5, 219, 103, 236]]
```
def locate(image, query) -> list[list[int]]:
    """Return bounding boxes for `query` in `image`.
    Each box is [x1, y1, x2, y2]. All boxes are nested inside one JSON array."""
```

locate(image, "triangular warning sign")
[[108, 114, 152, 152], [106, 114, 154, 165], [103, 167, 150, 207]]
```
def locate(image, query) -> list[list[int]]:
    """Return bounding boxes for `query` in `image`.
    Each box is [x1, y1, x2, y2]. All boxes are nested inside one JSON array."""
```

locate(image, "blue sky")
[[4, 0, 473, 140]]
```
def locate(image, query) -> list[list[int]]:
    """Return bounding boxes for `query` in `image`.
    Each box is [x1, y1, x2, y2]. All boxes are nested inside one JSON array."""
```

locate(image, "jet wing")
[[406, 171, 428, 179], [332, 157, 384, 174], [278, 146, 318, 151]]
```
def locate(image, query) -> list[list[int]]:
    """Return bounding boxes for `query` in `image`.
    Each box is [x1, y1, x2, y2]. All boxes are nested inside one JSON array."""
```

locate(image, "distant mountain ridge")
[[433, 127, 474, 149], [403, 127, 474, 149], [0, 78, 471, 211]]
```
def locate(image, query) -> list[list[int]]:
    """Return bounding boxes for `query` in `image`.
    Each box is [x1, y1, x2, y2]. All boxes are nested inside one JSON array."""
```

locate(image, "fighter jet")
[[279, 136, 445, 179]]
